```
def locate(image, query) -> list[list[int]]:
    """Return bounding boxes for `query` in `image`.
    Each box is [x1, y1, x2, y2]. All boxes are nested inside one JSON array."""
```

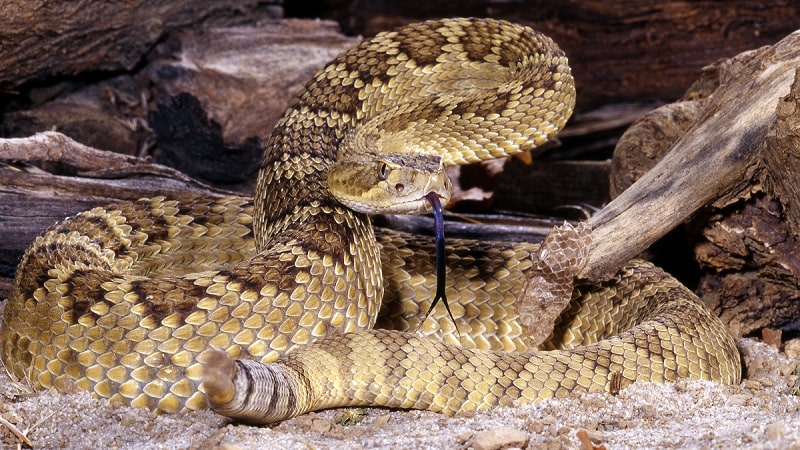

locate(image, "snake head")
[[328, 152, 452, 214]]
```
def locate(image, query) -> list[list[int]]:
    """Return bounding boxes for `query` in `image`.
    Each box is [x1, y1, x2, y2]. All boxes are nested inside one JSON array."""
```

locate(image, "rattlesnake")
[[1, 18, 740, 422]]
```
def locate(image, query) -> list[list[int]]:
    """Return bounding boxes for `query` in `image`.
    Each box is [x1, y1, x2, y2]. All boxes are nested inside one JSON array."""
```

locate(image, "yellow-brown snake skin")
[[1, 18, 740, 421]]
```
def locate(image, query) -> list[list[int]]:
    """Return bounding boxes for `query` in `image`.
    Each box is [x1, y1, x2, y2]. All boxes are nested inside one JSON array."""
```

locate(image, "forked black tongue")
[[422, 192, 460, 337]]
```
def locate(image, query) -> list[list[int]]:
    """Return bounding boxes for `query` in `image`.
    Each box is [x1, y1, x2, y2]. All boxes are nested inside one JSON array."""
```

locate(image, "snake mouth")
[[424, 191, 446, 211], [420, 171, 452, 212], [403, 190, 447, 215], [424, 189, 450, 208]]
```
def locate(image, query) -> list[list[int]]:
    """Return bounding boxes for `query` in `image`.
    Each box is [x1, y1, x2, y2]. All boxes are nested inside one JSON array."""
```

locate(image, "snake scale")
[[1, 18, 740, 423]]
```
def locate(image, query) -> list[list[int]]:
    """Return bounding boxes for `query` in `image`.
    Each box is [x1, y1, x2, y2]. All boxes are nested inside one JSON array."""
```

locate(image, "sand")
[[1, 337, 799, 449]]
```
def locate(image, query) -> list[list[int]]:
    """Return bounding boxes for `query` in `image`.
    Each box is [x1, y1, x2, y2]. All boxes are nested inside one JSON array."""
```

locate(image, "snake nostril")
[[395, 183, 404, 192]]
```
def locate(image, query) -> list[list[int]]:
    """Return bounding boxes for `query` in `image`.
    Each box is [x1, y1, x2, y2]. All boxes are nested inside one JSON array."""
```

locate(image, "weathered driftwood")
[[149, 20, 359, 145], [2, 79, 152, 157], [0, 1, 282, 87], [589, 32, 800, 336], [0, 21, 358, 283], [3, 20, 360, 187], [583, 30, 800, 285], [696, 192, 800, 337]]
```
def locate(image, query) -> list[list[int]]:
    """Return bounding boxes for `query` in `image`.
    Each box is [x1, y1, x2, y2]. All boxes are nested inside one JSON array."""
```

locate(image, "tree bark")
[[593, 33, 800, 336], [583, 30, 800, 284], [0, 1, 282, 87]]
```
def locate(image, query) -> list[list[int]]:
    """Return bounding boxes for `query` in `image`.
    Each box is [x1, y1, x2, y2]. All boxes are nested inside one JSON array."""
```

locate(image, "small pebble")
[[291, 416, 314, 428], [728, 395, 750, 407], [217, 445, 244, 450], [639, 404, 657, 419], [119, 412, 137, 427], [742, 379, 762, 390], [784, 339, 800, 359], [456, 431, 473, 444], [310, 419, 332, 433], [583, 397, 606, 408], [372, 414, 391, 426], [766, 421, 784, 440], [472, 427, 529, 450], [527, 421, 545, 434]]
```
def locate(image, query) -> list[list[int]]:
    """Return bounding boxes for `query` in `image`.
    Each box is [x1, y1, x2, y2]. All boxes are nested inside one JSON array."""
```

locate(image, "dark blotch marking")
[[378, 102, 449, 134], [450, 91, 513, 121], [149, 215, 171, 242], [217, 268, 265, 300], [130, 280, 167, 323], [459, 19, 499, 63], [296, 73, 362, 117], [71, 300, 93, 322], [498, 27, 555, 68], [177, 200, 210, 227], [233, 359, 258, 415], [288, 214, 353, 265], [177, 285, 205, 317], [127, 218, 169, 245], [520, 60, 563, 94], [63, 269, 108, 324], [341, 45, 393, 86], [129, 278, 199, 326], [85, 215, 132, 258], [395, 20, 449, 67], [52, 213, 130, 259], [266, 365, 284, 416], [262, 119, 342, 164]]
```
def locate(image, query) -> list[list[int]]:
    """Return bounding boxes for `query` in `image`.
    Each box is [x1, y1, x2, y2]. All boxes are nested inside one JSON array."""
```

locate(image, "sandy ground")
[[1, 337, 799, 449]]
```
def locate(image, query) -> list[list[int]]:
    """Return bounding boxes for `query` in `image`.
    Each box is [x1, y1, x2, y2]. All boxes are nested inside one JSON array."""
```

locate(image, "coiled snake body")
[[2, 18, 740, 421]]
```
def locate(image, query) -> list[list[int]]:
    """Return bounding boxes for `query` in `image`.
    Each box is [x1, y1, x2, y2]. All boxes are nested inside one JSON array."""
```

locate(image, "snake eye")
[[378, 162, 389, 181]]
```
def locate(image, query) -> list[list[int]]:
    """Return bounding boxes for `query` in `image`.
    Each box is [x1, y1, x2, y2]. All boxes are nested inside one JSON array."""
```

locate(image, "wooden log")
[[148, 20, 359, 145], [0, 1, 282, 87], [582, 30, 800, 284], [694, 72, 800, 336], [3, 20, 359, 187], [612, 83, 800, 336], [696, 194, 800, 336], [2, 80, 152, 157]]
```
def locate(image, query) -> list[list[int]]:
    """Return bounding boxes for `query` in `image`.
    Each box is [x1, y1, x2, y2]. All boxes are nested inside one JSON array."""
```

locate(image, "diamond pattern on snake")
[[1, 18, 740, 422]]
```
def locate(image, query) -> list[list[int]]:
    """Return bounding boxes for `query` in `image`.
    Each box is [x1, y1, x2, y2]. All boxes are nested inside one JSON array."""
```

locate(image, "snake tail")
[[203, 257, 741, 425], [203, 347, 314, 424]]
